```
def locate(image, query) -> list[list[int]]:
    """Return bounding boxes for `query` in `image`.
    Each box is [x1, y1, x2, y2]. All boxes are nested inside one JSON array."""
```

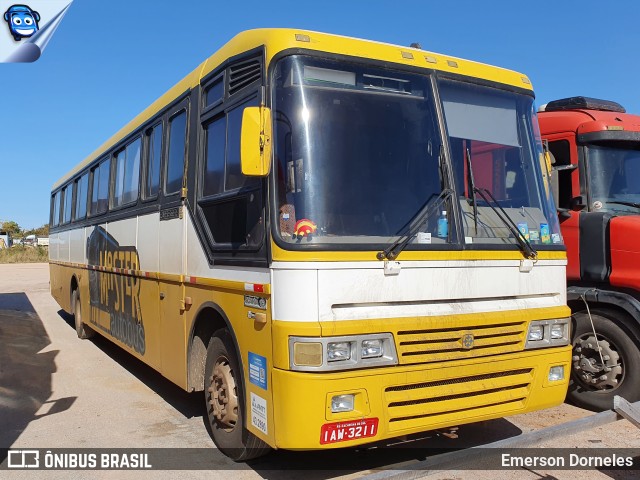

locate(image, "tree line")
[[1, 220, 49, 238]]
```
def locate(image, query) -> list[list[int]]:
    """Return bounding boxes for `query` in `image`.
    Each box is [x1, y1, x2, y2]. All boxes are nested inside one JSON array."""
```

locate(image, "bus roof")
[[53, 28, 533, 190]]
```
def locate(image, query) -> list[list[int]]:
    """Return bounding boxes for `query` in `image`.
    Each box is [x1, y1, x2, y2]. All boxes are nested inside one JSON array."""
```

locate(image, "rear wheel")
[[568, 309, 640, 411], [204, 328, 270, 461], [72, 289, 94, 339]]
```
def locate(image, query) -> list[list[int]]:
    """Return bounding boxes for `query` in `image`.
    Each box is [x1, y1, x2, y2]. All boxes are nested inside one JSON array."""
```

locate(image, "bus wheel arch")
[[188, 304, 231, 392], [71, 278, 94, 339]]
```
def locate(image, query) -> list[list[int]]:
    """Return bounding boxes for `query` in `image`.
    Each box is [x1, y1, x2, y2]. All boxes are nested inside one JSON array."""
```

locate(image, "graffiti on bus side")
[[87, 226, 146, 355]]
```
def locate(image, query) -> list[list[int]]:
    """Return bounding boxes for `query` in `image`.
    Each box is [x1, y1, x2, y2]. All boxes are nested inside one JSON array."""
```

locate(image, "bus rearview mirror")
[[241, 106, 272, 177]]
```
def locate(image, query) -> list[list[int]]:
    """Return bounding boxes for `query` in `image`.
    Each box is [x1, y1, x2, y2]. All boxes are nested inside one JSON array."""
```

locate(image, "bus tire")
[[72, 289, 94, 340], [568, 309, 640, 411], [204, 328, 271, 461]]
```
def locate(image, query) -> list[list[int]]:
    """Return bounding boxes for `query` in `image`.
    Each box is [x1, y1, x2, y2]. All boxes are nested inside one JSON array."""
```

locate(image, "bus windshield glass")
[[439, 79, 562, 247], [586, 143, 640, 214], [272, 55, 447, 247], [271, 55, 561, 249]]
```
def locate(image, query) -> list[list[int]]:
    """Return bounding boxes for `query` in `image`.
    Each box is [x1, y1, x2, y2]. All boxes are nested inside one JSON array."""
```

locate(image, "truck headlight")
[[525, 318, 570, 349], [290, 334, 398, 371]]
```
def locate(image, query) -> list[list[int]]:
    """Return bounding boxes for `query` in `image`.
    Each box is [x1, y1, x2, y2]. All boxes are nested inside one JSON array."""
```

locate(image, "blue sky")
[[1, 0, 640, 229]]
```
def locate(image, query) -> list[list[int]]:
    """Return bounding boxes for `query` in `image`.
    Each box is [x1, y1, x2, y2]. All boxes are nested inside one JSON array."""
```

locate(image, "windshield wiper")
[[466, 147, 479, 234], [607, 200, 640, 209], [473, 187, 537, 260], [377, 188, 454, 260]]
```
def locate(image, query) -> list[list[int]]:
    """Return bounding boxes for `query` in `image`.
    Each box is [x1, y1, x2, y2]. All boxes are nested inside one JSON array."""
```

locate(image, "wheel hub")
[[207, 357, 239, 430], [572, 334, 622, 390]]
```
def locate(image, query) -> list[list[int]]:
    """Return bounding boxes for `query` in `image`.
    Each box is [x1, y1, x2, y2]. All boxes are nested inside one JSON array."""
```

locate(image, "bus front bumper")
[[271, 346, 571, 449]]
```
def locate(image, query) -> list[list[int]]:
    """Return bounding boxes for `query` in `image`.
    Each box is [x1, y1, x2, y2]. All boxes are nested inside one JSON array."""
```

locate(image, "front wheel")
[[568, 309, 640, 411], [204, 329, 270, 461]]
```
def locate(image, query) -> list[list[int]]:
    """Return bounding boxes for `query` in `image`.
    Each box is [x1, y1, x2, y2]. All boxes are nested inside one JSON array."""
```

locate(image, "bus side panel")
[[159, 278, 187, 388], [49, 262, 72, 313], [159, 214, 187, 388], [83, 220, 162, 372]]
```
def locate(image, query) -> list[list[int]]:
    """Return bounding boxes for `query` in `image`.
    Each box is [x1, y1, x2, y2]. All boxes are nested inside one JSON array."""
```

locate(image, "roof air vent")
[[229, 58, 262, 96]]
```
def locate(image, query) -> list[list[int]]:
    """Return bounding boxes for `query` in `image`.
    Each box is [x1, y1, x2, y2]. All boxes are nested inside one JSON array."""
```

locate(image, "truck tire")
[[204, 328, 271, 461], [568, 309, 640, 411], [72, 289, 94, 339]]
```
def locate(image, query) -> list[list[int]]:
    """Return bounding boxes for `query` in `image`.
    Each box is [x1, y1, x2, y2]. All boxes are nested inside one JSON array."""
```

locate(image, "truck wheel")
[[72, 289, 94, 339], [204, 328, 270, 461], [568, 309, 640, 411]]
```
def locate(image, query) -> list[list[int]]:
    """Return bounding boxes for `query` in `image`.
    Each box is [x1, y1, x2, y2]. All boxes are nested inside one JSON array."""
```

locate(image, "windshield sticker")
[[517, 223, 530, 241], [248, 352, 267, 390], [540, 223, 551, 244], [415, 232, 431, 244], [529, 230, 540, 242], [552, 233, 561, 244], [293, 218, 317, 241], [593, 201, 603, 210]]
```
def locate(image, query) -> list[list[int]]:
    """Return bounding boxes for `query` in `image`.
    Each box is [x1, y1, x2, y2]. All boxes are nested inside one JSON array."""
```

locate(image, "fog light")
[[331, 394, 355, 413], [528, 324, 544, 341], [548, 365, 565, 381], [327, 342, 351, 362], [550, 324, 565, 340], [362, 339, 383, 358]]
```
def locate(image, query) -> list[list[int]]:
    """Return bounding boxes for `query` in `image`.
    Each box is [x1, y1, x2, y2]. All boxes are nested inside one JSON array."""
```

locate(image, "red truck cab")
[[539, 96, 640, 410]]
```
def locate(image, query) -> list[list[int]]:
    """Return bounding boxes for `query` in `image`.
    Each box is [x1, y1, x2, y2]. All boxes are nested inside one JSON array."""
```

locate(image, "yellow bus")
[[50, 29, 571, 460]]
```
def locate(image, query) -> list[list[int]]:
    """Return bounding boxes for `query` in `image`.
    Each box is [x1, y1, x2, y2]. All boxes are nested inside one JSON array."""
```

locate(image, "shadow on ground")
[[0, 293, 76, 464]]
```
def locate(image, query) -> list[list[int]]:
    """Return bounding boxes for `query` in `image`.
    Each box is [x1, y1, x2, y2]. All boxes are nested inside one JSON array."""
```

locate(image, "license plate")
[[320, 418, 379, 445]]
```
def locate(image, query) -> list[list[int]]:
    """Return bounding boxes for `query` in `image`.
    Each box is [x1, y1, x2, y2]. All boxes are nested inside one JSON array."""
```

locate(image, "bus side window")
[[90, 158, 110, 215], [113, 137, 141, 207], [144, 123, 162, 199], [62, 184, 73, 224], [74, 173, 88, 220], [165, 111, 187, 195], [51, 190, 61, 226]]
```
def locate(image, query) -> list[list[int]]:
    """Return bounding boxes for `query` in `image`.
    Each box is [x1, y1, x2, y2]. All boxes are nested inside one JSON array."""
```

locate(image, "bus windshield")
[[272, 55, 561, 249], [586, 143, 640, 214], [439, 79, 561, 247], [272, 55, 445, 246]]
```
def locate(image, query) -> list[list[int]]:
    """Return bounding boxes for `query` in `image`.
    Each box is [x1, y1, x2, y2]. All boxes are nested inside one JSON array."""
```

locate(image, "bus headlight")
[[361, 339, 383, 358], [327, 342, 351, 362], [290, 334, 398, 371], [528, 325, 544, 342], [525, 318, 570, 349]]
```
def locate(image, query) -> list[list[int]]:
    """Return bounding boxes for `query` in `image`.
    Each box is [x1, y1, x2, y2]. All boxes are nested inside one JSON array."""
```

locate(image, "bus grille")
[[384, 368, 533, 431], [396, 320, 526, 365]]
